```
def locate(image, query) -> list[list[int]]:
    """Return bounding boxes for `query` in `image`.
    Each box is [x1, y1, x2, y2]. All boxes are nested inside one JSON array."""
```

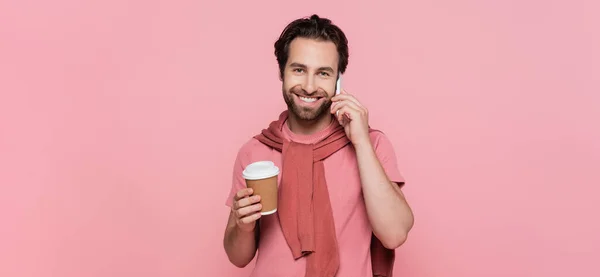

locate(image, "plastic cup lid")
[[242, 161, 280, 180]]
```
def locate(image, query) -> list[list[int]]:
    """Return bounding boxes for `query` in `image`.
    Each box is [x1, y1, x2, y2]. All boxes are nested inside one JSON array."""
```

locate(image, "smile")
[[299, 96, 318, 103]]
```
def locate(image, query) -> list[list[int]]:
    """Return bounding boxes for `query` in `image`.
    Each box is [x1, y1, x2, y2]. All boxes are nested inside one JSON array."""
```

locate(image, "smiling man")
[[223, 14, 414, 277]]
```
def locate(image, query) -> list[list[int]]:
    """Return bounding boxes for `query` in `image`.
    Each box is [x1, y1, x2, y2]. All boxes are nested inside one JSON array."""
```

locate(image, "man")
[[223, 14, 414, 277]]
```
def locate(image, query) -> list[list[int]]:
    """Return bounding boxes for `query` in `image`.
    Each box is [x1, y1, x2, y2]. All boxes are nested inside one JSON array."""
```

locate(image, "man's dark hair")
[[274, 14, 349, 78]]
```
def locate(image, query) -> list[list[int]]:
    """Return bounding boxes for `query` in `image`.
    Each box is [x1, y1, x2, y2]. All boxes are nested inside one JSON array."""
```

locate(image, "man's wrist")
[[235, 223, 257, 235], [352, 137, 373, 151]]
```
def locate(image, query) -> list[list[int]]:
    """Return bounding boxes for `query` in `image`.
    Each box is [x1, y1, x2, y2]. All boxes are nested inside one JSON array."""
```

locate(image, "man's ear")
[[278, 70, 283, 82]]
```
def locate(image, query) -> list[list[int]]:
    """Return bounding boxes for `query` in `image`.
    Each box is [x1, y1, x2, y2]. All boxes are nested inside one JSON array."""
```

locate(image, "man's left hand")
[[330, 89, 371, 147]]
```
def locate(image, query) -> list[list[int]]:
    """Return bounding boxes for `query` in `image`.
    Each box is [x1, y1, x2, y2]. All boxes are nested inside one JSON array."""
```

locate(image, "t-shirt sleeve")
[[225, 146, 249, 208], [372, 132, 406, 187]]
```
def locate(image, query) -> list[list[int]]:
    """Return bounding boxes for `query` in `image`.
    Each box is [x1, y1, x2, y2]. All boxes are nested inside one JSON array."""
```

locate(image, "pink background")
[[1, 0, 599, 276]]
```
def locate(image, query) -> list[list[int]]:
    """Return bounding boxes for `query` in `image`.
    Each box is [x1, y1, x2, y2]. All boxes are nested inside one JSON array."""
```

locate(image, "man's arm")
[[354, 140, 414, 249], [330, 90, 414, 249], [223, 188, 263, 267]]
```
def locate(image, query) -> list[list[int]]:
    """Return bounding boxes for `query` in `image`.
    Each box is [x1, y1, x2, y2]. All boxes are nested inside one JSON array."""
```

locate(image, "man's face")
[[281, 37, 339, 121]]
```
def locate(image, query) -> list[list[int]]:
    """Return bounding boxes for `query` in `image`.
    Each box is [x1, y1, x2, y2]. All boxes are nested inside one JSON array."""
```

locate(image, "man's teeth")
[[300, 96, 317, 103]]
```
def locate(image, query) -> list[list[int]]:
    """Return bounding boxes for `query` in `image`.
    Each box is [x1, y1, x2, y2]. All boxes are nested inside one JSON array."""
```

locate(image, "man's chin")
[[290, 106, 329, 121]]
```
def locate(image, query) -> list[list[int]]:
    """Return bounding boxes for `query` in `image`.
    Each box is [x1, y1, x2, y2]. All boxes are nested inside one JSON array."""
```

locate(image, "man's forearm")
[[354, 141, 414, 249], [223, 212, 258, 267]]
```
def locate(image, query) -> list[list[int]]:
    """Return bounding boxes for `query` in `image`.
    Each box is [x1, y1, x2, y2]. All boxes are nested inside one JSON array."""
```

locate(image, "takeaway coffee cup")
[[242, 161, 280, 215]]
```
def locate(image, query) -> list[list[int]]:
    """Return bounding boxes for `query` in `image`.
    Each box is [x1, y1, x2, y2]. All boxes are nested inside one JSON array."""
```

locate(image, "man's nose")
[[302, 75, 316, 94]]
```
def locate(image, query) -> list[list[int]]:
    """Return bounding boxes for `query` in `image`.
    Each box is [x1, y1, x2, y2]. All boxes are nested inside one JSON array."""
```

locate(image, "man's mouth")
[[299, 96, 319, 103]]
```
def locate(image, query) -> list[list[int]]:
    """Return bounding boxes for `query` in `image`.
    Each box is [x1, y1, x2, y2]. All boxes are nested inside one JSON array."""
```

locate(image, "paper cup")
[[242, 161, 279, 215]]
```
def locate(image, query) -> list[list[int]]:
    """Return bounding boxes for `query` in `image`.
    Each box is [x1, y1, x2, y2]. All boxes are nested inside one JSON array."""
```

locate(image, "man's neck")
[[286, 111, 333, 136]]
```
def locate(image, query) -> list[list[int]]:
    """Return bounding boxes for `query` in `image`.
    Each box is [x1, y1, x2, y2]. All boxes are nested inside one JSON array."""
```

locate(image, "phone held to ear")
[[335, 73, 342, 117], [335, 73, 342, 95]]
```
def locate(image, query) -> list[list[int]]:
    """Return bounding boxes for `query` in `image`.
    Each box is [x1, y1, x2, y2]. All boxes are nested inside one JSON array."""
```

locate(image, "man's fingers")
[[335, 105, 362, 124], [234, 188, 253, 201], [235, 203, 263, 219], [331, 100, 363, 115], [238, 212, 262, 224], [236, 195, 261, 210], [332, 92, 363, 108], [332, 101, 362, 122]]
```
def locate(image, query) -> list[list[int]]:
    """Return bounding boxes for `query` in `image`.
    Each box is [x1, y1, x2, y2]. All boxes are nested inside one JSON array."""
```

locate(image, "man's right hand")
[[232, 188, 263, 233]]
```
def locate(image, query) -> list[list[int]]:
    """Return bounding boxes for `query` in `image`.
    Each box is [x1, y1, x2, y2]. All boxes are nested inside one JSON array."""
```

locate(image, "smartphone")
[[335, 73, 342, 117], [335, 73, 342, 95]]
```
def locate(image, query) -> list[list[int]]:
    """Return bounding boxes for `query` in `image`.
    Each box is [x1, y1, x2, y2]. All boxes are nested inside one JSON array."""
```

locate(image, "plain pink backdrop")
[[1, 0, 599, 276]]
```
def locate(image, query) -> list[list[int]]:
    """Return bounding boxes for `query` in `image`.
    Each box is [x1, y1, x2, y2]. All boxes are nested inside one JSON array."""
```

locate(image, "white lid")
[[242, 161, 280, 180]]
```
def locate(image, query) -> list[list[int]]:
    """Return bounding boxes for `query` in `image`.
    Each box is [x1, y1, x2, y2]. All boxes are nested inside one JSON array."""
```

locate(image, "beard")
[[283, 85, 333, 121]]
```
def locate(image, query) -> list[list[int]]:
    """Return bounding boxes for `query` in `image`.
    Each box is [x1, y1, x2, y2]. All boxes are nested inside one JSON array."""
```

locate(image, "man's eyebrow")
[[317, 66, 335, 73], [289, 62, 335, 73], [289, 62, 307, 68]]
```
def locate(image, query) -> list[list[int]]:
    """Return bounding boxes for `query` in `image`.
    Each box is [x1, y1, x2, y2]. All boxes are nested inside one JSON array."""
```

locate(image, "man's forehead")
[[287, 38, 339, 69]]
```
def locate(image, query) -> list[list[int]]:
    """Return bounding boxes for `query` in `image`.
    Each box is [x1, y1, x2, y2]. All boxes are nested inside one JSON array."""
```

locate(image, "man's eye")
[[319, 72, 330, 77], [293, 68, 304, 73]]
